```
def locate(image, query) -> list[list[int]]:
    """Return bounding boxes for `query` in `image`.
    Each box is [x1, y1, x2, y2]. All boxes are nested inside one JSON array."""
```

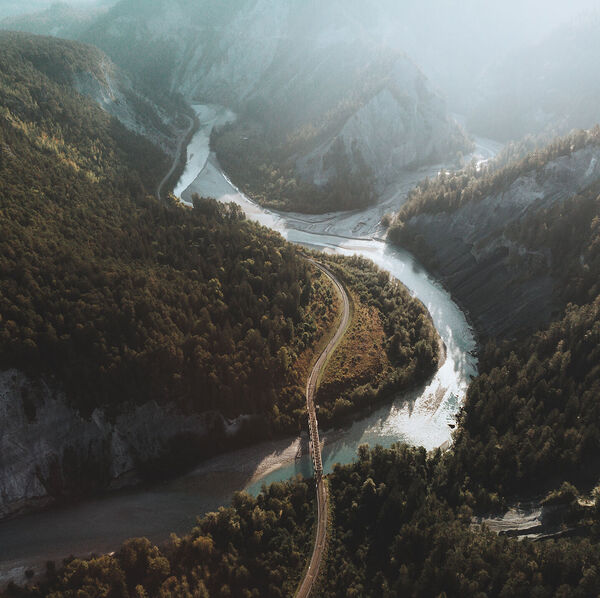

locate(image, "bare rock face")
[[0, 370, 105, 518], [296, 58, 465, 188], [0, 369, 232, 520], [79, 0, 469, 189], [400, 145, 600, 338], [71, 57, 180, 156]]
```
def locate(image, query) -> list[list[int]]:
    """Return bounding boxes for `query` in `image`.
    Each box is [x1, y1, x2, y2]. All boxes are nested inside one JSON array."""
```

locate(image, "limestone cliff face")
[[71, 57, 180, 157], [399, 145, 600, 338], [296, 59, 464, 188], [79, 0, 469, 188], [0, 369, 239, 520]]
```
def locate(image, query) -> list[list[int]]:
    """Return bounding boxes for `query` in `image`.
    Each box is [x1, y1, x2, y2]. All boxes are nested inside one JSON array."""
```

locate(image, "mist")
[[0, 0, 115, 19], [316, 0, 600, 112]]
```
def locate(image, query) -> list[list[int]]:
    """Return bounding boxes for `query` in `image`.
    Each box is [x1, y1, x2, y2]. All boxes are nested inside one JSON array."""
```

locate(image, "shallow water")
[[0, 105, 482, 583], [173, 104, 236, 197], [185, 176, 478, 494]]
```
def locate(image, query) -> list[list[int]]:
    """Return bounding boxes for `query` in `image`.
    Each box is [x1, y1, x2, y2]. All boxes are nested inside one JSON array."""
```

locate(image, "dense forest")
[[441, 179, 600, 501], [317, 445, 600, 597], [0, 33, 440, 437], [8, 443, 600, 597], [212, 120, 376, 213], [388, 130, 600, 500], [0, 33, 322, 428], [389, 126, 600, 225]]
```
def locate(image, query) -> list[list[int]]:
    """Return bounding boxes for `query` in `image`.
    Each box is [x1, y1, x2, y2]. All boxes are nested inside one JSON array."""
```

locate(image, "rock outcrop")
[[71, 57, 179, 156], [397, 144, 600, 338], [296, 60, 465, 188], [80, 0, 469, 190], [0, 369, 243, 520]]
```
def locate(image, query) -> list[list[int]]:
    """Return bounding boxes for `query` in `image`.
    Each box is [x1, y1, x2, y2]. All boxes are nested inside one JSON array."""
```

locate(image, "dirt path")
[[296, 259, 351, 598]]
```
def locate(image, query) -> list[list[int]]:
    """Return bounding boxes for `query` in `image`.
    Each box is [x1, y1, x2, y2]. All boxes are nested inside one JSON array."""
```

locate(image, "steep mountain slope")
[[79, 0, 470, 211], [390, 128, 600, 338], [468, 16, 600, 141], [0, 2, 108, 40], [0, 31, 185, 156], [388, 132, 600, 500], [0, 32, 314, 517], [0, 32, 440, 519]]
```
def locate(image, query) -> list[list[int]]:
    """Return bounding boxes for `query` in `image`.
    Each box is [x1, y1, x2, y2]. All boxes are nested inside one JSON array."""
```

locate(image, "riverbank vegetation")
[[8, 443, 600, 598], [211, 119, 376, 213], [3, 479, 316, 598], [315, 255, 440, 424]]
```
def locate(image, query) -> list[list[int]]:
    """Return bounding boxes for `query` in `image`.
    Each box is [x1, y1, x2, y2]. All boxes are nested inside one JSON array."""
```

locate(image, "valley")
[[0, 96, 476, 584], [2, 1, 600, 596]]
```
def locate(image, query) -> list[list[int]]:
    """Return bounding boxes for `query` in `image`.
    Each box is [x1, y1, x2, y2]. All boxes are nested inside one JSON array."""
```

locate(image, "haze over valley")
[[1, 1, 600, 596]]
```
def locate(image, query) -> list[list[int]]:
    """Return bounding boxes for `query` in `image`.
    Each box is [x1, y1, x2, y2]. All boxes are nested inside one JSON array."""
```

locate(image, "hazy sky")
[[0, 0, 115, 19]]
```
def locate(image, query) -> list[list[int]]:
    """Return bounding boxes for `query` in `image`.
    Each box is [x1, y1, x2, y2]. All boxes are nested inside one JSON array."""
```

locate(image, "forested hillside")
[[5, 20, 600, 598], [387, 129, 600, 500], [9, 444, 600, 597], [0, 31, 441, 425], [392, 128, 600, 222], [0, 33, 444, 521], [0, 32, 315, 423], [212, 123, 378, 213], [388, 128, 600, 337], [316, 255, 440, 423], [0, 32, 335, 517]]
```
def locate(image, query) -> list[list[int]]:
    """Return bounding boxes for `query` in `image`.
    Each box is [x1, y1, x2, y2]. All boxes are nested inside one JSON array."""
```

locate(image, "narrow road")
[[296, 259, 351, 598], [156, 114, 195, 201]]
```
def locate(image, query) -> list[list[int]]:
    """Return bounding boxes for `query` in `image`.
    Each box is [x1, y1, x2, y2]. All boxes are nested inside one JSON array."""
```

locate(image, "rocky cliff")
[[394, 140, 600, 338], [296, 59, 466, 189], [0, 369, 247, 520], [79, 0, 470, 196], [71, 56, 181, 156]]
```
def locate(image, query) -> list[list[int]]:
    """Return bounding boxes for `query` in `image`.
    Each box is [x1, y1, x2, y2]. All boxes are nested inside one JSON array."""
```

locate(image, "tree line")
[[315, 254, 440, 422], [0, 34, 315, 426], [389, 126, 600, 231], [212, 121, 376, 213], [8, 443, 600, 597]]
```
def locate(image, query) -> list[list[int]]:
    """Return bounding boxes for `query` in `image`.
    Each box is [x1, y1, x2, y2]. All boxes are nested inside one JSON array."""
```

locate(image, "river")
[[0, 104, 489, 584]]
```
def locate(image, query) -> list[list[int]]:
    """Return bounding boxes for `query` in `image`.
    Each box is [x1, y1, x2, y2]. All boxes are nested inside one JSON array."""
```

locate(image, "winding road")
[[156, 114, 195, 201], [296, 259, 351, 598]]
